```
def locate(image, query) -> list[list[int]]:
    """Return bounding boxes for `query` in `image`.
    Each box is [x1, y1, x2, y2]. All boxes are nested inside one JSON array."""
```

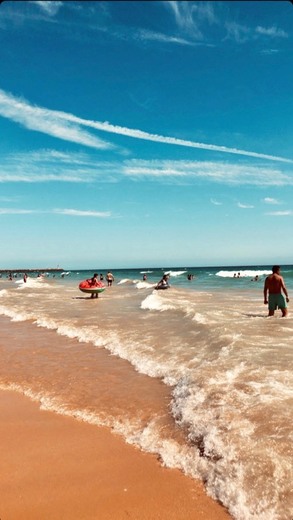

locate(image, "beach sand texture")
[[0, 316, 231, 520], [0, 390, 231, 520]]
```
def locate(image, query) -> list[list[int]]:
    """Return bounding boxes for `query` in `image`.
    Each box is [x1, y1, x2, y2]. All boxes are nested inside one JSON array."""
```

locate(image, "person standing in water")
[[106, 271, 114, 287], [263, 265, 289, 317], [89, 273, 99, 299]]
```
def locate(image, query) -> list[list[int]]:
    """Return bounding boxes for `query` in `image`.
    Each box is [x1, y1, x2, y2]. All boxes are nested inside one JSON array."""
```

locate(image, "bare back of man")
[[264, 266, 289, 317]]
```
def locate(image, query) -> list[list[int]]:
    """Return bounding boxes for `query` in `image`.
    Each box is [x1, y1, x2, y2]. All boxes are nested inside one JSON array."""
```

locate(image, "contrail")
[[0, 89, 292, 163], [49, 109, 293, 163]]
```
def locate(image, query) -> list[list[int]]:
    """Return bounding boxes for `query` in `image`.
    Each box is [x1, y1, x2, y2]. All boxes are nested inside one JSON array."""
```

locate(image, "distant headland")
[[0, 268, 64, 274]]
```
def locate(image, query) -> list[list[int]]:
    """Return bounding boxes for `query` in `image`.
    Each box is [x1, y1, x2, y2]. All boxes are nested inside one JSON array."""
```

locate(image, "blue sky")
[[0, 1, 292, 269]]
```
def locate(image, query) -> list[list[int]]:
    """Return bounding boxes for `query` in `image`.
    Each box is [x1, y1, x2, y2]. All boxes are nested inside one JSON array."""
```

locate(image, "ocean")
[[0, 265, 292, 520]]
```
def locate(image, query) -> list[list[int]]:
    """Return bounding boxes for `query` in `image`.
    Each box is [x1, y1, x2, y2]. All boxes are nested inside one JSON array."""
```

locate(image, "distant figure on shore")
[[100, 273, 104, 281], [8, 272, 12, 281], [187, 274, 194, 281], [23, 273, 28, 283], [155, 274, 170, 290], [264, 265, 289, 317], [251, 275, 259, 282], [143, 274, 147, 281], [106, 271, 114, 287]]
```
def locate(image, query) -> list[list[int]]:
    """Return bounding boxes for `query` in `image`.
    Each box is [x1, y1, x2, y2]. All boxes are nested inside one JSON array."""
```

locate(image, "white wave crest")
[[216, 270, 271, 278], [135, 281, 156, 289], [164, 270, 187, 277], [117, 278, 140, 285], [141, 293, 176, 312], [0, 305, 34, 321]]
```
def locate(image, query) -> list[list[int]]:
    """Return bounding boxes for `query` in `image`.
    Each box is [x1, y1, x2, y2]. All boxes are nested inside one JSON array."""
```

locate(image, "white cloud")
[[237, 202, 254, 209], [0, 89, 292, 164], [260, 49, 279, 55], [138, 29, 195, 46], [123, 159, 293, 186], [263, 197, 282, 205], [224, 21, 250, 44], [0, 150, 119, 183], [53, 208, 111, 217], [31, 1, 63, 16], [165, 1, 217, 39], [1, 153, 293, 187], [0, 90, 114, 151], [0, 208, 37, 215], [225, 22, 288, 44], [210, 198, 222, 205], [0, 206, 112, 218], [266, 210, 293, 216], [256, 26, 288, 39]]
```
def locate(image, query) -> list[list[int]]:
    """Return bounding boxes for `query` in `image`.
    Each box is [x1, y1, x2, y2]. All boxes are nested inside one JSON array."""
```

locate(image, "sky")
[[0, 0, 293, 269]]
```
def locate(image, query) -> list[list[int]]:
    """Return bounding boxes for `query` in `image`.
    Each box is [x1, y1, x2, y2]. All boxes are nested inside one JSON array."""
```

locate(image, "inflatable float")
[[79, 279, 105, 295]]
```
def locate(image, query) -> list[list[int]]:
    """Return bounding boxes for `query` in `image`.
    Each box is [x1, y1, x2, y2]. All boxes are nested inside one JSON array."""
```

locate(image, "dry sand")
[[0, 389, 232, 520]]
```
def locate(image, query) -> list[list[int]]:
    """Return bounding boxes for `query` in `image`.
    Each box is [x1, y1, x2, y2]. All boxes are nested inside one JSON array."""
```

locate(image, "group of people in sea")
[[160, 266, 289, 317], [85, 272, 115, 299], [91, 272, 115, 286], [149, 266, 290, 317], [85, 265, 290, 316], [2, 265, 289, 317]]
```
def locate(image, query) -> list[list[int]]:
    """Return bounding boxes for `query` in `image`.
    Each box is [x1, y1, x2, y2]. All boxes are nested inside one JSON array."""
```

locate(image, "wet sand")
[[0, 388, 231, 520]]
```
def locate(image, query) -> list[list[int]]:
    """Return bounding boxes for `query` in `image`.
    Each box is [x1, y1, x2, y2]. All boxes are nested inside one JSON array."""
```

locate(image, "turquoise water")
[[32, 263, 293, 290]]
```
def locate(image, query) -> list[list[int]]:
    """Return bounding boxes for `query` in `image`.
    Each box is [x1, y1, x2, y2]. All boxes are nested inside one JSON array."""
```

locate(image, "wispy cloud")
[[0, 90, 114, 151], [260, 49, 279, 55], [0, 207, 112, 218], [224, 22, 250, 44], [263, 197, 282, 205], [122, 159, 293, 186], [0, 150, 119, 183], [165, 1, 217, 39], [1, 153, 293, 187], [256, 26, 288, 39], [165, 2, 288, 46], [32, 1, 63, 16], [0, 89, 292, 164], [210, 198, 222, 205], [137, 29, 196, 46], [266, 210, 293, 216], [224, 20, 288, 44], [225, 22, 288, 44], [237, 202, 254, 209], [53, 208, 111, 218], [0, 208, 37, 215]]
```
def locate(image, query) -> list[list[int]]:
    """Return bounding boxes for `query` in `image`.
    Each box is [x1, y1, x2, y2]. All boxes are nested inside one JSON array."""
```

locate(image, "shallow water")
[[0, 265, 292, 520]]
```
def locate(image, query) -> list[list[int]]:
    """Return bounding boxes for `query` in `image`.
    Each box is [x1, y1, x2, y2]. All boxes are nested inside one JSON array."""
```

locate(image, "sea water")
[[0, 265, 292, 520]]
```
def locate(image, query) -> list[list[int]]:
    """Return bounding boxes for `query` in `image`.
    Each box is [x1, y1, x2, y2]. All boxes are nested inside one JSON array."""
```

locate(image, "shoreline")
[[0, 388, 232, 520], [0, 314, 232, 520]]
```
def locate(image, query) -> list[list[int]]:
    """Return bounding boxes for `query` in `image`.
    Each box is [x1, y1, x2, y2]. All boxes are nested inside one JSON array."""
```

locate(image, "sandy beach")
[[0, 388, 232, 520]]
